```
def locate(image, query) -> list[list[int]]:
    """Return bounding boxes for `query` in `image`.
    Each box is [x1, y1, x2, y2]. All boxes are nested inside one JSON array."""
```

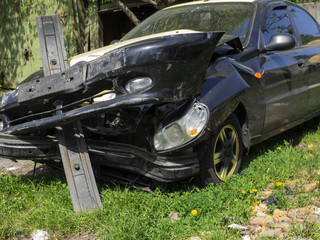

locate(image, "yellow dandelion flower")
[[242, 190, 246, 194], [0, 172, 4, 176], [277, 147, 282, 150], [186, 193, 188, 196], [266, 193, 270, 197], [310, 154, 313, 157], [276, 182, 282, 187], [308, 144, 314, 149], [191, 209, 197, 216], [252, 189, 258, 193]]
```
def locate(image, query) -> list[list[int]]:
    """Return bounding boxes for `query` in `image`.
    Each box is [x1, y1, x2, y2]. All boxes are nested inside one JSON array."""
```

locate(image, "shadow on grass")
[[241, 116, 320, 170], [12, 160, 161, 194]]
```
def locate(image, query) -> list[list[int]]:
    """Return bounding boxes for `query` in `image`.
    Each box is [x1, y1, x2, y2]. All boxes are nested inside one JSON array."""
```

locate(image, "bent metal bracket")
[[36, 14, 103, 212]]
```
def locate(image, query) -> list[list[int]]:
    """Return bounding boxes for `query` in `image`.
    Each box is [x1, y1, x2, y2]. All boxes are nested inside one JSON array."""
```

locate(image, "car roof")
[[165, 0, 288, 10]]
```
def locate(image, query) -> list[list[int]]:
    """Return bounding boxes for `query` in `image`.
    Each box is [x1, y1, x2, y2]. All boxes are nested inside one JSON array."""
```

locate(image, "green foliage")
[[20, 0, 72, 14], [290, 222, 320, 239]]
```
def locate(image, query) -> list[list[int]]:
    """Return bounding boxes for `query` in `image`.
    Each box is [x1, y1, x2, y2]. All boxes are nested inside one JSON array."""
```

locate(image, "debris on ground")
[[241, 172, 320, 239], [32, 230, 49, 240], [168, 212, 179, 222], [228, 223, 247, 229], [0, 158, 57, 177]]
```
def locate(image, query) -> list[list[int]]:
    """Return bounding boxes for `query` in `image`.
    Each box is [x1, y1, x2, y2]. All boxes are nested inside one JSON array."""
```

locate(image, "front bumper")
[[0, 32, 222, 182], [0, 133, 199, 182]]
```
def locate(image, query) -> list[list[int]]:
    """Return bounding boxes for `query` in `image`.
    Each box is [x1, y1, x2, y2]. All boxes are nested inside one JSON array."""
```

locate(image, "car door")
[[288, 5, 320, 115], [260, 5, 309, 134]]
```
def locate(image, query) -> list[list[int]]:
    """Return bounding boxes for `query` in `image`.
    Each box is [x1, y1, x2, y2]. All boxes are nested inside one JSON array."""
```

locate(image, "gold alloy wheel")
[[213, 124, 240, 181]]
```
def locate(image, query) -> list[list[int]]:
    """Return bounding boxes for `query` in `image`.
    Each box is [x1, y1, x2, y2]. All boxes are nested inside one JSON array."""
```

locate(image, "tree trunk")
[[71, 0, 90, 53], [110, 0, 140, 26]]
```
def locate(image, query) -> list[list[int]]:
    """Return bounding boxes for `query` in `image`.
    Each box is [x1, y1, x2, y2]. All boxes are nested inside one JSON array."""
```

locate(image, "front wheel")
[[197, 114, 243, 185]]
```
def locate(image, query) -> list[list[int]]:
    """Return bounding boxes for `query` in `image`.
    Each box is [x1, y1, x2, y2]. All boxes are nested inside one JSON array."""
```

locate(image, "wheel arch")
[[232, 101, 250, 151], [233, 101, 248, 130]]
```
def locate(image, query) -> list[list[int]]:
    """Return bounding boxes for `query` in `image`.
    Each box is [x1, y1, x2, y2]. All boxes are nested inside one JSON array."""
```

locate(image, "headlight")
[[125, 77, 152, 93], [153, 102, 209, 151]]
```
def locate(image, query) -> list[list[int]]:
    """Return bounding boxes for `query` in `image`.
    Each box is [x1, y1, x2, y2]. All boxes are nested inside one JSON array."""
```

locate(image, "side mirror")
[[265, 34, 296, 51]]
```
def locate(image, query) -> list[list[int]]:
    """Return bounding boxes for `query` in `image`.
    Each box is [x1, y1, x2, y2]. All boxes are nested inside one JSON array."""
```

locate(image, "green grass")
[[1, 119, 320, 239], [0, 88, 10, 96]]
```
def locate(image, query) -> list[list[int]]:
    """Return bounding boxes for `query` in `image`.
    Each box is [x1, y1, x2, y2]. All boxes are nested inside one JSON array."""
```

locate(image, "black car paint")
[[0, 0, 320, 183], [0, 32, 224, 133]]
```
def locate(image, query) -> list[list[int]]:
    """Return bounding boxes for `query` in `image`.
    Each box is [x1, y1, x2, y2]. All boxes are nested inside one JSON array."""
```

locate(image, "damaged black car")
[[1, 0, 320, 187]]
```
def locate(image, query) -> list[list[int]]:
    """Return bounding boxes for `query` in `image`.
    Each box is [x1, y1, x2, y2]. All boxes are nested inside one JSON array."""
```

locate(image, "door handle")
[[298, 60, 305, 68]]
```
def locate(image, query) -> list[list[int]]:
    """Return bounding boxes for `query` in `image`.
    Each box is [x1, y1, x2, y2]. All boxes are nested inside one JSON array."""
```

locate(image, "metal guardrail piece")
[[57, 122, 103, 212], [36, 14, 103, 212], [36, 14, 69, 76]]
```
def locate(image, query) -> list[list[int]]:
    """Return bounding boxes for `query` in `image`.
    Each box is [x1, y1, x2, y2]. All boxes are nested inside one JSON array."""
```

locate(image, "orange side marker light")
[[187, 129, 198, 136], [255, 72, 262, 79]]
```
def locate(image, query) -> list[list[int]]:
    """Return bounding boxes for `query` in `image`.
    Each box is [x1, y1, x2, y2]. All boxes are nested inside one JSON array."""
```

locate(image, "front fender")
[[198, 57, 251, 131]]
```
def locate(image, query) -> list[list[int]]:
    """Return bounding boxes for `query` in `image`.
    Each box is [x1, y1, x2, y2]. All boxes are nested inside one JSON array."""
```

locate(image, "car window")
[[262, 7, 294, 45], [288, 6, 320, 45], [121, 3, 256, 45]]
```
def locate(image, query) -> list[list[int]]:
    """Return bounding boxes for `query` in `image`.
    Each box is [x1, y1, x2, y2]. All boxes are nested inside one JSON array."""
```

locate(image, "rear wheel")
[[197, 114, 243, 185]]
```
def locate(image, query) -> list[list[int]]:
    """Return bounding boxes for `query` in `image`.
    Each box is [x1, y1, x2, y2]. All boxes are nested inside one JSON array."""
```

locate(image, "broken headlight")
[[125, 77, 152, 93], [153, 102, 209, 151]]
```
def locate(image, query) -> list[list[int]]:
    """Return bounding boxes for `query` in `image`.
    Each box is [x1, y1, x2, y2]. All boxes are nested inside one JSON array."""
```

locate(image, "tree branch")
[[110, 0, 140, 26], [140, 0, 158, 7], [141, 0, 179, 9]]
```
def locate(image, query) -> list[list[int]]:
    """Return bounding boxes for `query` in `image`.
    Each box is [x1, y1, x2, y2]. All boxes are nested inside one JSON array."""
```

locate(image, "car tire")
[[197, 114, 243, 185]]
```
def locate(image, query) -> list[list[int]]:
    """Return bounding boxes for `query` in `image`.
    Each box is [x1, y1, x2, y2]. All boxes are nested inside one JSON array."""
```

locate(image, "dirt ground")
[[0, 157, 55, 177]]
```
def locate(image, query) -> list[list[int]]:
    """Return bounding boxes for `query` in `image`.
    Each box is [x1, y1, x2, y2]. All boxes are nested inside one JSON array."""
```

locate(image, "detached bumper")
[[0, 133, 199, 182]]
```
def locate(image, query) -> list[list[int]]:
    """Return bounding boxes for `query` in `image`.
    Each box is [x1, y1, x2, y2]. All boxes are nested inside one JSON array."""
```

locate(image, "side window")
[[262, 8, 294, 44], [289, 6, 320, 45]]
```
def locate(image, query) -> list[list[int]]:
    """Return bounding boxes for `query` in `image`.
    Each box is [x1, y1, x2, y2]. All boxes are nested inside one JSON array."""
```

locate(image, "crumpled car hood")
[[0, 31, 226, 134], [69, 30, 221, 66], [85, 30, 225, 99], [1, 31, 225, 111]]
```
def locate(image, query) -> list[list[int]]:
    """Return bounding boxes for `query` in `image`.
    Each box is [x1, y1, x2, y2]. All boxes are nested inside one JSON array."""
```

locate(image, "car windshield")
[[121, 2, 256, 45]]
